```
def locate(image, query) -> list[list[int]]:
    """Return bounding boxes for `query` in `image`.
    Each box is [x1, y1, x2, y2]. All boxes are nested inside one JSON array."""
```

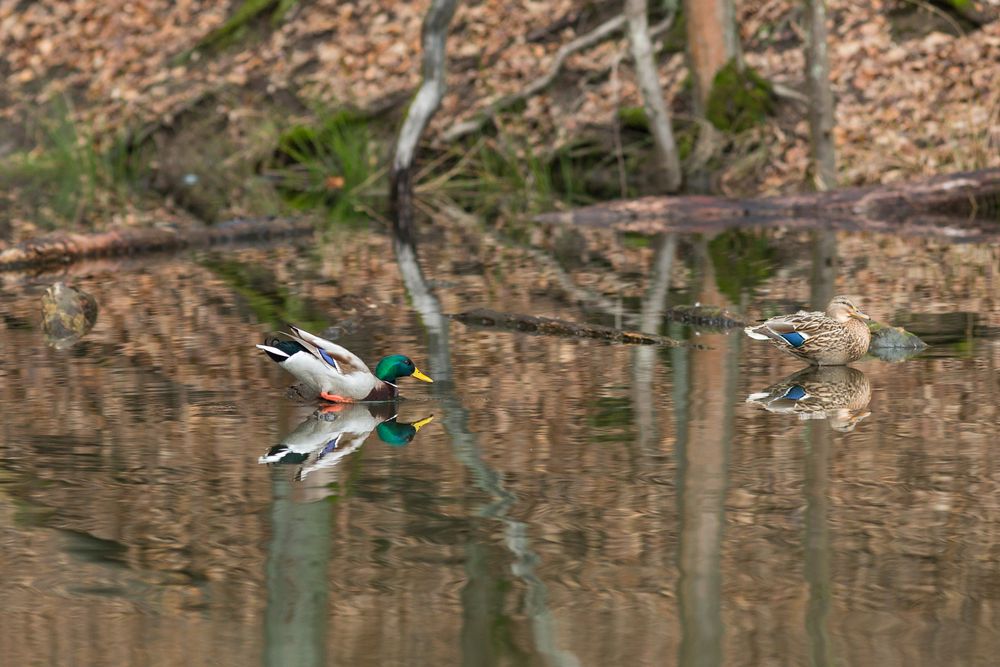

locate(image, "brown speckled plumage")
[[746, 365, 872, 432], [744, 296, 872, 365]]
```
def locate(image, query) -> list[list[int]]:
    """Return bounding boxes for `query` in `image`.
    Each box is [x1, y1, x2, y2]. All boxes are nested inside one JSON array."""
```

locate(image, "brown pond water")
[[0, 221, 999, 666]]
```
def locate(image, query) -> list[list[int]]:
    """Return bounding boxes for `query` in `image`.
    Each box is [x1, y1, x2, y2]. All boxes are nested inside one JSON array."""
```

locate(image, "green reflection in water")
[[264, 476, 332, 667], [804, 422, 834, 667]]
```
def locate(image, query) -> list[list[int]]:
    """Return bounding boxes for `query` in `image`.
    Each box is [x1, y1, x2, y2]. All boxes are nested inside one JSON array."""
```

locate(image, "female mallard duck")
[[256, 325, 432, 401], [744, 296, 871, 365], [746, 366, 871, 432]]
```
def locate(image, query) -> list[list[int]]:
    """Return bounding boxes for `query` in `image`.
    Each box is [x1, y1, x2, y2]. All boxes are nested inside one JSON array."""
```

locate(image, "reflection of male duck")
[[259, 403, 433, 480], [746, 366, 872, 432]]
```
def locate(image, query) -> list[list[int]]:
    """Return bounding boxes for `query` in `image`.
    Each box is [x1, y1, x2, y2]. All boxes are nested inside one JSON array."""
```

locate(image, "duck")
[[256, 325, 433, 401], [259, 403, 433, 481], [744, 296, 871, 365], [745, 366, 871, 432]]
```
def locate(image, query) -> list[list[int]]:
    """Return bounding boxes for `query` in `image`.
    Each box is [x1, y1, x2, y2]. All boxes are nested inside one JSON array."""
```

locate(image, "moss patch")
[[705, 60, 775, 133]]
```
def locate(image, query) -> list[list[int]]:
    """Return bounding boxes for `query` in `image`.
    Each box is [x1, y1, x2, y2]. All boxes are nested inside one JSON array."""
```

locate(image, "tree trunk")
[[625, 0, 683, 192], [683, 0, 740, 115], [804, 0, 837, 190], [390, 0, 459, 240]]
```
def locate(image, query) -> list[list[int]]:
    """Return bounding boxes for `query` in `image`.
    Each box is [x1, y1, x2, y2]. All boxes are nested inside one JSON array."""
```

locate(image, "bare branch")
[[626, 0, 682, 191], [443, 14, 627, 143]]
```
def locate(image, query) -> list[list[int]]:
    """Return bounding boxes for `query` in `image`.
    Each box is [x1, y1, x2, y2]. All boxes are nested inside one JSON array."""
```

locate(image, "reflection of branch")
[[393, 236, 579, 667], [393, 237, 451, 381], [494, 237, 638, 326], [632, 235, 677, 453]]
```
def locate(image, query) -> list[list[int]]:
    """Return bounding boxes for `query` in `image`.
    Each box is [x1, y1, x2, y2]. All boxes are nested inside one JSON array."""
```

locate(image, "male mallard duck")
[[256, 325, 433, 401], [746, 366, 871, 432], [259, 403, 434, 475], [744, 296, 871, 365]]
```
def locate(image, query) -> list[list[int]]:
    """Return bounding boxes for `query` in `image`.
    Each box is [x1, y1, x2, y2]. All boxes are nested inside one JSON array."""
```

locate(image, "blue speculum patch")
[[319, 349, 339, 368], [779, 331, 806, 347], [783, 385, 807, 400]]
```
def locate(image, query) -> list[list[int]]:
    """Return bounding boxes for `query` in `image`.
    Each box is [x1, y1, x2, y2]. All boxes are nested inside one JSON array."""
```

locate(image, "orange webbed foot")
[[320, 392, 355, 403]]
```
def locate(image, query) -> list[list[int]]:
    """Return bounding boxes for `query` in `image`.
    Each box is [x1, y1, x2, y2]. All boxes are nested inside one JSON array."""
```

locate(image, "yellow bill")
[[411, 367, 434, 383], [411, 415, 435, 432]]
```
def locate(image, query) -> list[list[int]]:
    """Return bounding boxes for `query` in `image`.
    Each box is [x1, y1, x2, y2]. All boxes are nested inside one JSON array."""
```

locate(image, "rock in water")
[[867, 321, 928, 362], [41, 282, 98, 349]]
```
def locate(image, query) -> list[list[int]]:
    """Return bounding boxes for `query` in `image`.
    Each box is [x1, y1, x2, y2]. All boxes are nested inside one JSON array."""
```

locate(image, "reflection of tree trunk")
[[804, 0, 837, 190], [625, 0, 682, 191], [633, 235, 677, 452], [677, 243, 738, 667], [393, 236, 580, 667], [461, 542, 500, 667], [692, 236, 727, 308], [810, 229, 838, 310], [264, 477, 331, 667], [804, 422, 834, 667], [393, 237, 451, 382], [805, 235, 836, 665]]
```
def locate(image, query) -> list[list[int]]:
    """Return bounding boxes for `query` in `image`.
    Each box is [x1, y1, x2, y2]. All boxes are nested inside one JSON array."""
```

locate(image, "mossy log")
[[451, 308, 699, 347], [0, 217, 315, 271]]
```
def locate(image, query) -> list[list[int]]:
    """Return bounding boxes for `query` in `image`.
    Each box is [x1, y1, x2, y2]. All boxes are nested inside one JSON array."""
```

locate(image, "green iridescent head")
[[376, 415, 434, 447], [374, 354, 433, 383]]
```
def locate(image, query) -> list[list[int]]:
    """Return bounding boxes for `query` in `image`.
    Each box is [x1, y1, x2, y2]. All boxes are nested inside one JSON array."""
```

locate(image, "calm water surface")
[[1, 223, 999, 666]]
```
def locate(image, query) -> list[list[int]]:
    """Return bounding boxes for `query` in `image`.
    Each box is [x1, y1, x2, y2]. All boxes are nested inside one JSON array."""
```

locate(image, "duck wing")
[[286, 325, 371, 376], [746, 311, 838, 348]]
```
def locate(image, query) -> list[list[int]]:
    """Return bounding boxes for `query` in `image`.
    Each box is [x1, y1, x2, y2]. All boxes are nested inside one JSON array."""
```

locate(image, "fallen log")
[[450, 307, 702, 347], [535, 168, 1000, 240], [0, 217, 315, 271]]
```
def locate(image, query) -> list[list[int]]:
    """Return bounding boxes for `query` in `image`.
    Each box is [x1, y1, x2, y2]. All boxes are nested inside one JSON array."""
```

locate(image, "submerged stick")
[[664, 304, 750, 329], [451, 308, 700, 347]]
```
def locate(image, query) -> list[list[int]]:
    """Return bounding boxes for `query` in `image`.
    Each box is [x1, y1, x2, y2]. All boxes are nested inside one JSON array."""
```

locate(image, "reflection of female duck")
[[259, 403, 433, 479], [746, 366, 871, 432]]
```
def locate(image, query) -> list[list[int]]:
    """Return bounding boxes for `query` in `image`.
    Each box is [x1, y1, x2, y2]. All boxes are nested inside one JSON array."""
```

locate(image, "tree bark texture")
[[804, 0, 837, 190], [683, 0, 739, 114], [625, 0, 682, 192]]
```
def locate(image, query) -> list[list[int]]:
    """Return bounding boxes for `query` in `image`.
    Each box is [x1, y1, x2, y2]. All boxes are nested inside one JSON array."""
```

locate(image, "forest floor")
[[0, 0, 997, 243]]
